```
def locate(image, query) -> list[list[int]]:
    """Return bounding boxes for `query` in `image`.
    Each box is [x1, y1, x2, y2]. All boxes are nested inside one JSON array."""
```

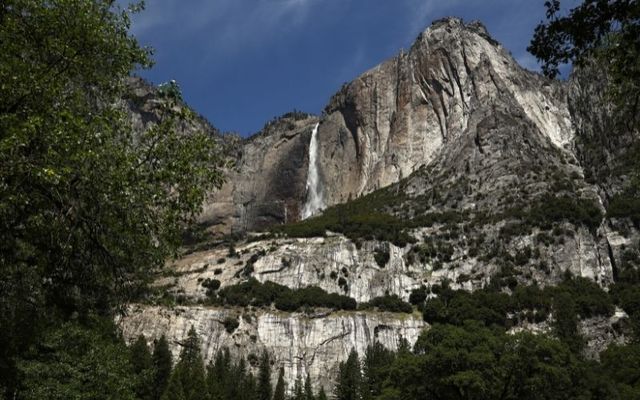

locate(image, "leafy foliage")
[[375, 327, 636, 399], [418, 274, 615, 345], [17, 320, 137, 400], [609, 244, 640, 340], [222, 317, 239, 334], [608, 192, 640, 228], [528, 0, 640, 129], [272, 188, 416, 247], [373, 248, 390, 268], [359, 295, 413, 314], [0, 0, 225, 394], [500, 194, 603, 234]]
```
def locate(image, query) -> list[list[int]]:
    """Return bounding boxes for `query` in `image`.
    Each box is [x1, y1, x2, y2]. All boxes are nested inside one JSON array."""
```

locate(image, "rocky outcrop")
[[118, 305, 425, 391], [568, 61, 640, 197], [159, 224, 615, 307], [315, 18, 573, 207]]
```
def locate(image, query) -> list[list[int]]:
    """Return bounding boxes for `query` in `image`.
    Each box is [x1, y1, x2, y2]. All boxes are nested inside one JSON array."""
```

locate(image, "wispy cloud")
[[516, 52, 541, 71], [129, 0, 330, 54], [401, 0, 465, 41], [335, 45, 367, 84]]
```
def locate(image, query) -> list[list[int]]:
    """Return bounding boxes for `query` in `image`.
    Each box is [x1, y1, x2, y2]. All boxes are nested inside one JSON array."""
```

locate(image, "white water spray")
[[301, 123, 325, 219]]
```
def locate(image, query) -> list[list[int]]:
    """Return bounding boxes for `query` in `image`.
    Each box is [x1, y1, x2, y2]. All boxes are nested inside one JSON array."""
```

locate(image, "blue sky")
[[126, 0, 578, 136]]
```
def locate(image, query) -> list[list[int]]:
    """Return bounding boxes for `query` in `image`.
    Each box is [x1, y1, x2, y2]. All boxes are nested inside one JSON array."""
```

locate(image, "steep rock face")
[[161, 236, 424, 303], [118, 305, 425, 391], [316, 18, 573, 206], [126, 76, 224, 140], [198, 116, 319, 234], [568, 62, 639, 197], [160, 223, 614, 306]]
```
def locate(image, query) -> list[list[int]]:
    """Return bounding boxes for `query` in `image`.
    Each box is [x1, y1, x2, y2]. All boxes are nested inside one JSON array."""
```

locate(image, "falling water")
[[301, 123, 325, 219]]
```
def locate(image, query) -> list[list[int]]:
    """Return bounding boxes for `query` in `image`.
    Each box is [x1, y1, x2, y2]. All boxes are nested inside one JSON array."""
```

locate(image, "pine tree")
[[206, 361, 221, 400], [293, 376, 304, 400], [161, 369, 187, 400], [153, 335, 173, 400], [130, 335, 154, 400], [273, 366, 287, 400], [334, 349, 362, 400], [362, 342, 395, 400], [553, 292, 584, 353], [207, 348, 231, 400], [243, 372, 259, 400], [317, 387, 328, 400], [226, 357, 248, 400], [304, 374, 315, 400], [176, 327, 207, 400], [257, 351, 272, 400], [131, 335, 153, 372]]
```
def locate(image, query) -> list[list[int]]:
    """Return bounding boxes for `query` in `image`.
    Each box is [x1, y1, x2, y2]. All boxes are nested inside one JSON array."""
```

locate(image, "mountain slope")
[[119, 17, 640, 393], [315, 17, 573, 206]]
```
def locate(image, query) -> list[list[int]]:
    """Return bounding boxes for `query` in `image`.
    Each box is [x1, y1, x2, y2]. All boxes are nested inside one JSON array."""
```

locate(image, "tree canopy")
[[0, 0, 224, 395], [529, 0, 639, 123]]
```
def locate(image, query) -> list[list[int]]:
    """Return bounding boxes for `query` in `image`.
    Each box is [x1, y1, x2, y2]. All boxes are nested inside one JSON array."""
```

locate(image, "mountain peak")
[[425, 17, 489, 34], [416, 16, 499, 48]]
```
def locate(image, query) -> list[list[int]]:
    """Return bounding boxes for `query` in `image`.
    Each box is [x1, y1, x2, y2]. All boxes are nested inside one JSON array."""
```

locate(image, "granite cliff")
[[119, 17, 639, 392]]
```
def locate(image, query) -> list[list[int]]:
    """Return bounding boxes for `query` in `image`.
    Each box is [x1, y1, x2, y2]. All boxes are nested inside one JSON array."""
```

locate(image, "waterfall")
[[301, 123, 325, 219]]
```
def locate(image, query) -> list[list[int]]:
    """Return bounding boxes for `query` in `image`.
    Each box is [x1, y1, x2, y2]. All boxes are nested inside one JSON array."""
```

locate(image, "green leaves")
[[1, 1, 224, 395], [382, 322, 586, 400], [17, 321, 137, 400], [529, 1, 640, 135], [334, 349, 362, 400]]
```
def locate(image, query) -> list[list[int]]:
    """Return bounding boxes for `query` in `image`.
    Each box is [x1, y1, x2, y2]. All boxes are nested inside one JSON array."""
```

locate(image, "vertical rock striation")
[[118, 305, 425, 392], [316, 17, 573, 207]]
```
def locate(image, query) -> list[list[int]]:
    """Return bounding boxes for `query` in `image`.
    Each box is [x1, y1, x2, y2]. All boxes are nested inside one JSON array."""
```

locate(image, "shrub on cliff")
[[360, 295, 413, 313], [213, 279, 356, 312]]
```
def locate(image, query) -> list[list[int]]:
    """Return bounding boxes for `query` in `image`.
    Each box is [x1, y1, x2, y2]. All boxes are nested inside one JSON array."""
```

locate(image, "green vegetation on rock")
[[211, 278, 357, 312]]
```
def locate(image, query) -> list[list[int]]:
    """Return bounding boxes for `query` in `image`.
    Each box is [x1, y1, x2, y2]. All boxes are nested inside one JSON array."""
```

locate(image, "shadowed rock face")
[[197, 116, 319, 235], [125, 78, 319, 235]]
